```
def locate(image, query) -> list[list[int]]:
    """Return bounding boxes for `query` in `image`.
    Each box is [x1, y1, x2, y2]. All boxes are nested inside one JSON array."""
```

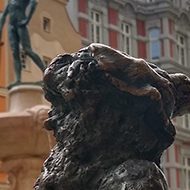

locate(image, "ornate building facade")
[[66, 0, 190, 190]]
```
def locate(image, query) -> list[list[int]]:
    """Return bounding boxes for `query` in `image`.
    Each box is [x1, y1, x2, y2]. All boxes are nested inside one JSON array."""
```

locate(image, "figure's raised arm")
[[0, 2, 9, 41]]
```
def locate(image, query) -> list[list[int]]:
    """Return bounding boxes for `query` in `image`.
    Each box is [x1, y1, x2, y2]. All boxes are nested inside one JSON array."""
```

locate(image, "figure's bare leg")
[[8, 25, 22, 83], [19, 26, 45, 72]]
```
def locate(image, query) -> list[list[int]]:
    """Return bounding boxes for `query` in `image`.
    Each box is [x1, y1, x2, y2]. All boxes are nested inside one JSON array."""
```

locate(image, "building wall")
[[0, 0, 8, 113], [0, 0, 8, 186], [0, 1, 8, 188], [66, 0, 190, 189]]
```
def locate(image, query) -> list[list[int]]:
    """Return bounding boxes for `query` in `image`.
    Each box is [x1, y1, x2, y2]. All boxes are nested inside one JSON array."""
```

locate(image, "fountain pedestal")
[[8, 85, 44, 113], [0, 85, 55, 190]]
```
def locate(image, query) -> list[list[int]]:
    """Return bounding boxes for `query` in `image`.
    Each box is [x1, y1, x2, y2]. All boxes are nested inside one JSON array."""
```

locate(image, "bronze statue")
[[34, 43, 190, 190], [0, 0, 45, 87]]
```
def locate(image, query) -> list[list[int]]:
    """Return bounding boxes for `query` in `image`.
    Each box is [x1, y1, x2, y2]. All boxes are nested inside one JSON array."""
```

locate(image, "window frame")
[[149, 28, 160, 61], [176, 33, 187, 67], [43, 17, 51, 33], [90, 10, 102, 43], [43, 56, 52, 67], [182, 114, 190, 129], [182, 156, 190, 190], [20, 51, 30, 71], [120, 22, 131, 55], [146, 0, 155, 3]]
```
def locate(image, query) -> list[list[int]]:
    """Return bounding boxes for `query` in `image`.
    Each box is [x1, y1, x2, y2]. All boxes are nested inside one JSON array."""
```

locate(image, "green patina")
[[0, 0, 45, 88]]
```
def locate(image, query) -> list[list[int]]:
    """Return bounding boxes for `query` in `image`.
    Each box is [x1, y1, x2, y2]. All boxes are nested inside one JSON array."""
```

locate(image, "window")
[[176, 34, 186, 66], [183, 156, 190, 190], [20, 51, 29, 70], [169, 0, 182, 7], [182, 114, 190, 129], [150, 28, 160, 60], [175, 0, 182, 7], [90, 10, 102, 43], [146, 0, 155, 2], [121, 23, 131, 54], [43, 56, 52, 67], [43, 17, 50, 32]]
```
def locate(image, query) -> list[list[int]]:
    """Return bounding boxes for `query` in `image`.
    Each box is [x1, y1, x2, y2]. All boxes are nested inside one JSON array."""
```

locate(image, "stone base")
[[1, 158, 44, 190], [0, 104, 55, 190], [0, 84, 56, 190], [8, 85, 44, 113]]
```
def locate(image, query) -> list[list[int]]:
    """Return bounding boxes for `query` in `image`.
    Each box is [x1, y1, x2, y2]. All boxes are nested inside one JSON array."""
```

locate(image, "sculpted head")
[[43, 43, 190, 164]]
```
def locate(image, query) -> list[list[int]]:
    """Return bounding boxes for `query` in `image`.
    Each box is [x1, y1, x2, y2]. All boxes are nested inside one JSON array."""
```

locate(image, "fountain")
[[0, 84, 56, 190], [34, 43, 190, 190]]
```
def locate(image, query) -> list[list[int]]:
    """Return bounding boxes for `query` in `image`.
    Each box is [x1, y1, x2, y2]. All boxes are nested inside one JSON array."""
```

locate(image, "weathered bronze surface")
[[34, 43, 190, 190], [0, 0, 45, 88]]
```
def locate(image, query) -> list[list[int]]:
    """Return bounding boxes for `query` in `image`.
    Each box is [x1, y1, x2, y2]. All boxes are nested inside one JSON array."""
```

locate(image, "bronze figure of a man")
[[0, 0, 45, 86]]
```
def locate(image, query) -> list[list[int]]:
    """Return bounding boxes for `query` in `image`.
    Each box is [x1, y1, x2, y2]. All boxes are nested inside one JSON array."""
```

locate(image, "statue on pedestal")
[[0, 0, 45, 88], [34, 43, 190, 190]]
